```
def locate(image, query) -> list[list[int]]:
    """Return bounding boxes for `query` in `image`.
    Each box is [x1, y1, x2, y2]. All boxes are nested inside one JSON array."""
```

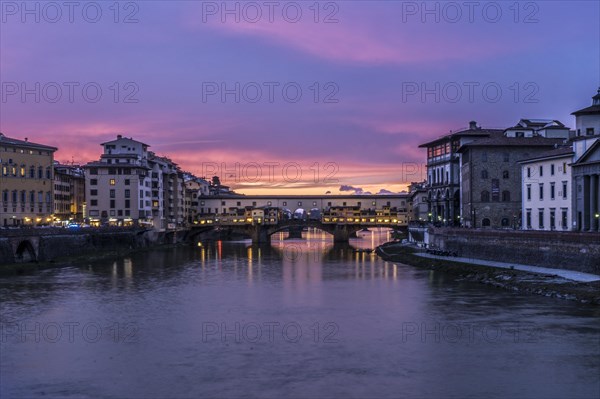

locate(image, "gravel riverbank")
[[376, 242, 600, 305]]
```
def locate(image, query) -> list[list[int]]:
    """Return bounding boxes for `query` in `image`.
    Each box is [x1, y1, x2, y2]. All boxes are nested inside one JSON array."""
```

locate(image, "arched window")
[[501, 218, 510, 227], [502, 170, 509, 179], [482, 218, 491, 227], [481, 190, 490, 202], [46, 168, 51, 179], [481, 170, 488, 179], [502, 190, 511, 202], [29, 166, 35, 178], [38, 166, 43, 179]]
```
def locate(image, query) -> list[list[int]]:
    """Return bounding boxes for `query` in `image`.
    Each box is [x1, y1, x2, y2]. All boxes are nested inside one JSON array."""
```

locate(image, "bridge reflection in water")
[[187, 228, 402, 290]]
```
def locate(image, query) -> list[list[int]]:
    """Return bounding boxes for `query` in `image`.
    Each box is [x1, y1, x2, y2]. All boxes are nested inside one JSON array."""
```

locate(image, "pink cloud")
[[185, 5, 526, 66]]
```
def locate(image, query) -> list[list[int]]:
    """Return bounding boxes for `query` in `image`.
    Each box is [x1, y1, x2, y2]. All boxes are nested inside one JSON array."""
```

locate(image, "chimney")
[[469, 121, 478, 130], [24, 137, 28, 142], [117, 134, 122, 139]]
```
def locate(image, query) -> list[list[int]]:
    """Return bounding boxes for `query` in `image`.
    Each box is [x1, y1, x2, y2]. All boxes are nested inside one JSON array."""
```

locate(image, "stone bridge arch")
[[13, 239, 39, 263]]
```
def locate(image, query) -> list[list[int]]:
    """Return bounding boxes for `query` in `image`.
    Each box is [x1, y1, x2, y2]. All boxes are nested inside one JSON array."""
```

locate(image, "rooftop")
[[518, 146, 575, 164], [418, 121, 504, 148], [0, 132, 58, 152], [458, 136, 564, 151], [571, 88, 600, 115]]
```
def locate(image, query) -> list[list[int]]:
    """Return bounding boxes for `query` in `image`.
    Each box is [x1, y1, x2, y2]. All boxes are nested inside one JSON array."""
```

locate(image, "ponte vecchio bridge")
[[192, 194, 411, 243]]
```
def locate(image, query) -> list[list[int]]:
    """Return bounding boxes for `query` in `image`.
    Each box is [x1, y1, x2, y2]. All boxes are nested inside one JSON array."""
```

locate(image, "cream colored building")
[[83, 135, 188, 229], [84, 135, 153, 227], [0, 133, 57, 226], [520, 147, 574, 230]]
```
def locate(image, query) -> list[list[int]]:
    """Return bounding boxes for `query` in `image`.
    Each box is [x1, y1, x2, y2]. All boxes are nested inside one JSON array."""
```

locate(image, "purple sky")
[[1, 1, 598, 194]]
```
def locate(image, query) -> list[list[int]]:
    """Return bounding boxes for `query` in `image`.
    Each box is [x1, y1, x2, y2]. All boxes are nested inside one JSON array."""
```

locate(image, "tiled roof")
[[458, 136, 564, 151], [518, 146, 574, 163], [418, 128, 504, 147], [0, 133, 58, 151], [571, 105, 600, 115]]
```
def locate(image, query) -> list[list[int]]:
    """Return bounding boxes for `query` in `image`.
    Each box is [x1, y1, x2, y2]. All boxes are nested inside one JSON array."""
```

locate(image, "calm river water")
[[1, 229, 599, 398]]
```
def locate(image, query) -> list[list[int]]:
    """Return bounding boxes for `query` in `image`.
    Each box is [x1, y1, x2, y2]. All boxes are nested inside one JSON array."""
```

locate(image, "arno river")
[[1, 229, 599, 398]]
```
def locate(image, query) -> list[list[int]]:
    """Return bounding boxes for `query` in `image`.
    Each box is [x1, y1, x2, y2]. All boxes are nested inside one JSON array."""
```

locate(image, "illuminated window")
[[110, 179, 116, 186]]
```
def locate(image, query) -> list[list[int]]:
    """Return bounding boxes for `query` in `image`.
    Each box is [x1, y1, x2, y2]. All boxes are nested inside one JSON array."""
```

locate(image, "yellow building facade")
[[0, 133, 57, 226]]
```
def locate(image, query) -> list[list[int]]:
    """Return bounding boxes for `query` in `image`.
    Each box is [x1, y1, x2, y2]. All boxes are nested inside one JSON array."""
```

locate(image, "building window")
[[561, 209, 568, 229], [125, 179, 130, 185], [267, 201, 272, 206], [89, 168, 98, 175], [586, 128, 594, 136], [527, 167, 531, 178], [562, 162, 567, 174], [110, 200, 115, 208], [502, 170, 509, 179], [38, 167, 43, 178], [526, 184, 531, 201], [502, 191, 511, 202], [491, 179, 499, 202], [539, 165, 543, 177], [125, 200, 130, 209], [90, 189, 98, 196], [110, 179, 116, 186], [550, 209, 556, 230], [503, 153, 509, 162], [550, 183, 555, 200], [110, 189, 115, 198], [562, 181, 567, 199], [236, 201, 241, 207], [482, 152, 487, 162], [481, 190, 490, 202], [282, 201, 287, 206], [526, 209, 532, 228], [91, 199, 98, 206], [29, 166, 35, 178], [501, 218, 509, 227], [538, 209, 544, 229], [539, 183, 544, 200], [516, 131, 525, 137], [125, 189, 130, 198], [550, 164, 555, 176], [482, 218, 491, 227], [90, 179, 97, 185], [481, 170, 488, 179]]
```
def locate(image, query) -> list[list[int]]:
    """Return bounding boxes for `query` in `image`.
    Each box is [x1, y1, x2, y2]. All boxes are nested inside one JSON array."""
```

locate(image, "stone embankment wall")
[[429, 228, 600, 274], [0, 228, 190, 265]]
